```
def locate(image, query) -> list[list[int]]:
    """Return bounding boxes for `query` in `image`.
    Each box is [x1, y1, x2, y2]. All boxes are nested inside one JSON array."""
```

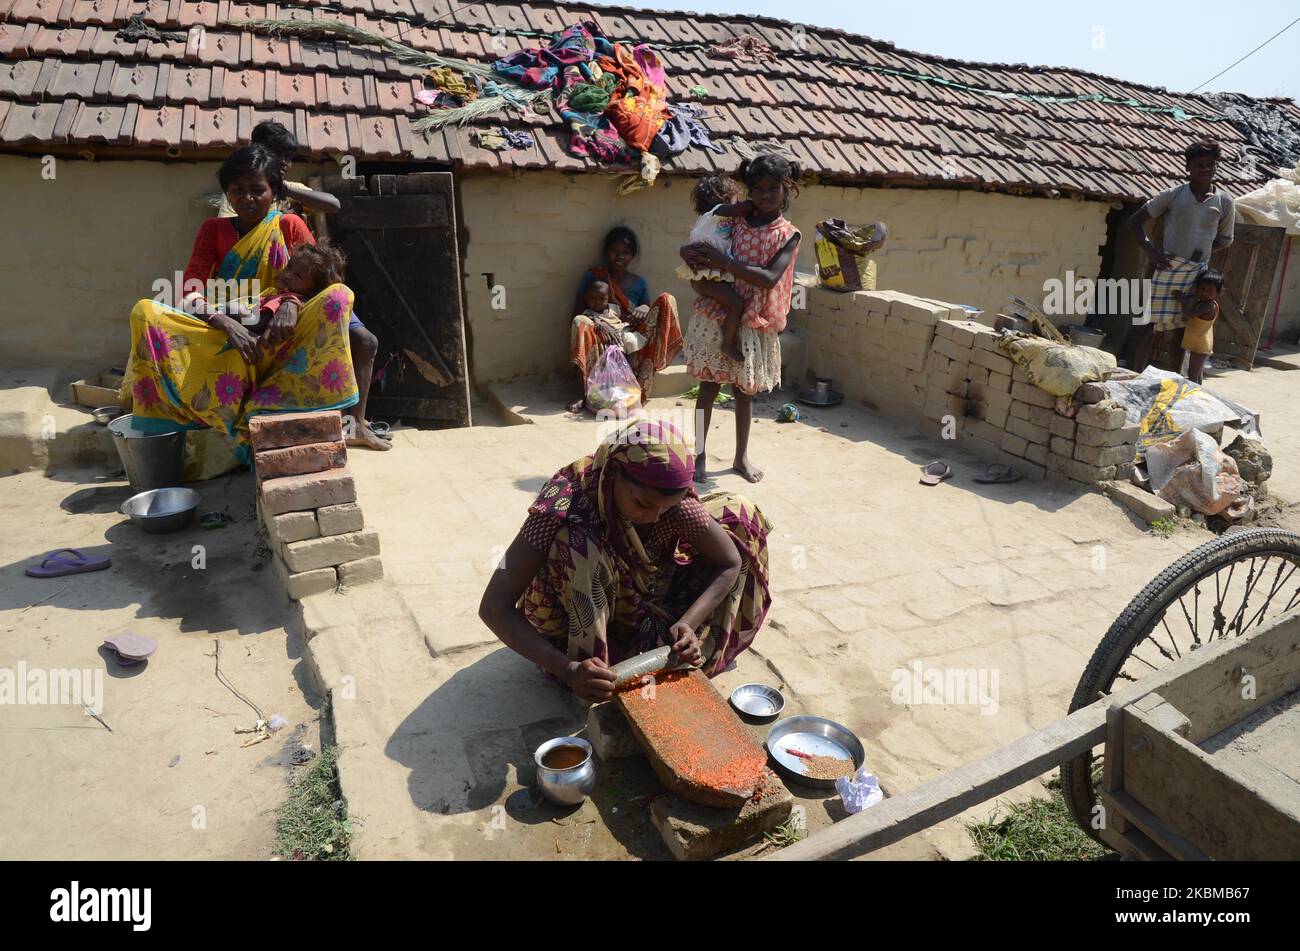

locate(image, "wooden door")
[[323, 171, 471, 426], [1209, 222, 1287, 369]]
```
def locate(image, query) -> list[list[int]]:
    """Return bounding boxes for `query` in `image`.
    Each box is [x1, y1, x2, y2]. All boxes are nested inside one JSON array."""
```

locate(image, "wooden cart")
[[776, 529, 1300, 861]]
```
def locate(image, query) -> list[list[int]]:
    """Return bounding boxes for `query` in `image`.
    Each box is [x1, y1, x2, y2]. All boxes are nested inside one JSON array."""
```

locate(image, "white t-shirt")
[[1143, 183, 1235, 262]]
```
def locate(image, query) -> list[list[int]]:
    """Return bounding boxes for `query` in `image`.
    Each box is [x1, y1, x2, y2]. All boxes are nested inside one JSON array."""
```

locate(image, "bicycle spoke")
[[1227, 558, 1263, 638], [1241, 559, 1298, 633]]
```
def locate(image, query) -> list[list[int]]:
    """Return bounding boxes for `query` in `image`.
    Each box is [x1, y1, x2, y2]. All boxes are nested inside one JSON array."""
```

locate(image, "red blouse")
[[182, 213, 315, 293]]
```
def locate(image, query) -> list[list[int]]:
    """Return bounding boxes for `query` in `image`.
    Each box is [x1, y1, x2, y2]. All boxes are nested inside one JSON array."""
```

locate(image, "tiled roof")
[[0, 0, 1285, 201]]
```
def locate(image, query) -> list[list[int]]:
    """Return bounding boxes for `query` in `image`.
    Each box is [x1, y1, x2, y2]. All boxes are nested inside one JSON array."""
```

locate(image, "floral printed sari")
[[122, 211, 358, 463]]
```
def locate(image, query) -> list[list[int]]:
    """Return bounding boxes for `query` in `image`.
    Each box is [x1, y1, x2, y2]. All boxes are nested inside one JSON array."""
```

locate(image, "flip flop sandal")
[[919, 461, 953, 486], [974, 463, 1023, 485], [25, 548, 111, 578], [199, 511, 233, 530], [367, 420, 392, 438], [102, 633, 158, 664]]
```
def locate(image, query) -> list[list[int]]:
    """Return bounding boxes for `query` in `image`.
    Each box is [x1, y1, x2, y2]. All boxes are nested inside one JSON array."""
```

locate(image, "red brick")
[[248, 410, 343, 451], [260, 468, 356, 516], [254, 439, 347, 481]]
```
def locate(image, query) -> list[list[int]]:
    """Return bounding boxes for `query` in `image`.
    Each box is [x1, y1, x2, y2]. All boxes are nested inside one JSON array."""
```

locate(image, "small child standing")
[[675, 176, 752, 362], [1178, 269, 1223, 384]]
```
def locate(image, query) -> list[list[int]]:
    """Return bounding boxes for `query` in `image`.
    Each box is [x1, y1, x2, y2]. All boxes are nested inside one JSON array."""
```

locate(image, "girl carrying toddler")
[[675, 175, 752, 362]]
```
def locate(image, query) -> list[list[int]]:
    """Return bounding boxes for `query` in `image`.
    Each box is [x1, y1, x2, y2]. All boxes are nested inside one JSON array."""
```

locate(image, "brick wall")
[[459, 170, 1111, 384], [794, 286, 1137, 485]]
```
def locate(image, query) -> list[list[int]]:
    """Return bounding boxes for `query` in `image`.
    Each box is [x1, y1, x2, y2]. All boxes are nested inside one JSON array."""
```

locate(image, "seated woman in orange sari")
[[568, 226, 682, 413], [121, 145, 358, 464]]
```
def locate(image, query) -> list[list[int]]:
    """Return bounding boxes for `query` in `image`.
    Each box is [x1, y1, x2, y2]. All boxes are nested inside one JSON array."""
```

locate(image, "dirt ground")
[[0, 467, 321, 859], [312, 364, 1300, 861]]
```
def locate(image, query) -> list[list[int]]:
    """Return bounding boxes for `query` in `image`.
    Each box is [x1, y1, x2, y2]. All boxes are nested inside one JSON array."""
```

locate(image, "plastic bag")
[[1145, 428, 1251, 518], [585, 344, 641, 415], [1105, 367, 1260, 456], [997, 333, 1116, 397], [835, 765, 884, 814]]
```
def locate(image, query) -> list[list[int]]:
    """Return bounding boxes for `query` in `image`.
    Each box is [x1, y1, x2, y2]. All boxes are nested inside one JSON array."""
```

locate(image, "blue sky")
[[590, 0, 1298, 99]]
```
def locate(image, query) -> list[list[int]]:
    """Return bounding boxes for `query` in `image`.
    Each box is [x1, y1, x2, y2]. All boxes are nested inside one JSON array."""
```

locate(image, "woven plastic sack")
[[586, 344, 641, 415]]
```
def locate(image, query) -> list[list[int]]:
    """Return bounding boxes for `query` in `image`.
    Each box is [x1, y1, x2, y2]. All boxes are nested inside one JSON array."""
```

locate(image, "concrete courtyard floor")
[[315, 364, 1300, 860], [0, 467, 321, 859]]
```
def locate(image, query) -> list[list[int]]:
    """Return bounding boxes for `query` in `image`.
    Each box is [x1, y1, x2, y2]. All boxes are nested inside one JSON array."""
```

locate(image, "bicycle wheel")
[[1060, 527, 1300, 842]]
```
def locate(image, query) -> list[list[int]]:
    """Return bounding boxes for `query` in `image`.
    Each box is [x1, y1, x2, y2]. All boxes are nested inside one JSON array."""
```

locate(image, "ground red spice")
[[618, 669, 767, 800]]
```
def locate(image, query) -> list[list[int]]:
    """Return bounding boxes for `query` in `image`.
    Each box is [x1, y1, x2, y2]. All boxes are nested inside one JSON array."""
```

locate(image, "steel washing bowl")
[[119, 487, 201, 534]]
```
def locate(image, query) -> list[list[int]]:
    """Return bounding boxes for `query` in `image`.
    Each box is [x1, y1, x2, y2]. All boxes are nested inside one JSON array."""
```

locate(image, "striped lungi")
[[1142, 256, 1205, 331]]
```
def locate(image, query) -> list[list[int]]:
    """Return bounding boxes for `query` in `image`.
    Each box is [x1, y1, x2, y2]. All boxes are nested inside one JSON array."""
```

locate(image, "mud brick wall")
[[797, 287, 1138, 485], [458, 170, 1109, 384]]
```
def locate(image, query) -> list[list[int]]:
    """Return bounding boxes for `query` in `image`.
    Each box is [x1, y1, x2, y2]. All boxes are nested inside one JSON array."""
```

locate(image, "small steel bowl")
[[534, 736, 595, 807], [729, 683, 786, 721], [119, 487, 201, 534], [92, 405, 125, 425]]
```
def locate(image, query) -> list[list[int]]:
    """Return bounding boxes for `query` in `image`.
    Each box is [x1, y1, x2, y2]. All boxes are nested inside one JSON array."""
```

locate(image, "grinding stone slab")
[[615, 668, 768, 808]]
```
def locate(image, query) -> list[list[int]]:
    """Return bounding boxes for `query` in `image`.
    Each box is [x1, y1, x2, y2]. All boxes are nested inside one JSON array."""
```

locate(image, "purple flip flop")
[[25, 548, 111, 578], [103, 633, 158, 665]]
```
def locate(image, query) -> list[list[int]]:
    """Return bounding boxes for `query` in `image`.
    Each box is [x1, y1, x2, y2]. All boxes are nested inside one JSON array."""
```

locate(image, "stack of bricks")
[[923, 319, 1137, 483], [250, 411, 383, 601], [1043, 398, 1138, 485], [791, 287, 968, 414]]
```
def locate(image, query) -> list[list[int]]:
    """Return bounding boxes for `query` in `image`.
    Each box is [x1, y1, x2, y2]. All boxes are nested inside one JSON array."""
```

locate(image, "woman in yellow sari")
[[122, 145, 358, 464]]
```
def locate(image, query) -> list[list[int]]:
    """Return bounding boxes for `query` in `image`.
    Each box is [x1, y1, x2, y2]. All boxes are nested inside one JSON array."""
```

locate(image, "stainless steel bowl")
[[729, 683, 786, 721], [119, 487, 201, 534], [91, 405, 125, 425], [534, 736, 595, 807], [765, 715, 866, 789]]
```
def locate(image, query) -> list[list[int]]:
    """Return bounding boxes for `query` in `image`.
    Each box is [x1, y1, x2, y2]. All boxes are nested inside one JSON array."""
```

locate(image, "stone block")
[[1012, 365, 1031, 384], [960, 418, 999, 445], [254, 439, 347, 481], [249, 410, 343, 452], [265, 509, 319, 545], [986, 370, 1012, 394], [260, 468, 357, 516], [1049, 415, 1077, 439], [1024, 442, 1048, 465], [1028, 404, 1054, 429], [971, 348, 1014, 374], [1103, 480, 1175, 522], [317, 501, 365, 536], [1050, 435, 1075, 457], [337, 555, 384, 586], [651, 769, 793, 861], [985, 403, 1009, 429], [1011, 381, 1056, 408], [1000, 431, 1029, 457], [1047, 452, 1112, 484], [1074, 442, 1135, 468], [282, 528, 380, 573], [1075, 381, 1108, 404], [1076, 423, 1139, 448], [1076, 400, 1127, 430], [587, 701, 641, 760], [1009, 400, 1030, 421], [273, 554, 337, 601], [948, 321, 989, 348], [1006, 416, 1050, 445], [931, 336, 969, 363]]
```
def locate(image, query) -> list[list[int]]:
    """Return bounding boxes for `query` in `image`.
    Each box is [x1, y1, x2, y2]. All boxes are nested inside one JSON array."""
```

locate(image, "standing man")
[[1128, 140, 1235, 372]]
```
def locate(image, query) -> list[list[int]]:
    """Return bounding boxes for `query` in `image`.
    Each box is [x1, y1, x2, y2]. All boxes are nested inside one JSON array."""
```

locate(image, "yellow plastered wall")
[[0, 155, 221, 373], [460, 170, 1112, 384], [0, 154, 331, 377]]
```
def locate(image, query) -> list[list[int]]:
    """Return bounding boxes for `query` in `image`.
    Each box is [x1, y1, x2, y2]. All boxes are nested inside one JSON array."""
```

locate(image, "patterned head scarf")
[[601, 418, 695, 490]]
